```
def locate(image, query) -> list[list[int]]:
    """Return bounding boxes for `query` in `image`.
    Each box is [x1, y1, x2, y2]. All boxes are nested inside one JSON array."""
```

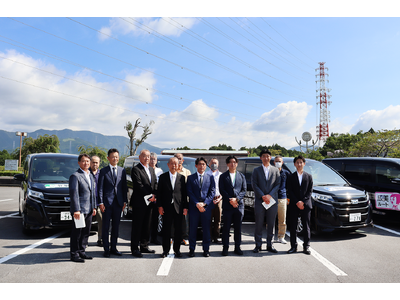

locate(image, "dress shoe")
[[213, 238, 222, 244], [174, 251, 182, 258], [287, 247, 297, 254], [71, 256, 85, 263], [161, 252, 168, 258], [103, 251, 110, 258], [182, 239, 189, 246], [203, 251, 210, 257], [267, 245, 278, 253], [188, 250, 195, 257], [132, 250, 143, 258], [253, 246, 261, 253], [79, 253, 93, 260], [110, 249, 122, 256], [234, 247, 243, 256], [140, 247, 155, 254], [222, 247, 229, 256], [96, 240, 103, 247], [303, 247, 311, 255]]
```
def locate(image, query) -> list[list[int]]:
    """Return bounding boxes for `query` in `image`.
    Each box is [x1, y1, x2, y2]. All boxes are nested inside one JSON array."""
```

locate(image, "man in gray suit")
[[251, 149, 281, 253], [69, 154, 97, 263]]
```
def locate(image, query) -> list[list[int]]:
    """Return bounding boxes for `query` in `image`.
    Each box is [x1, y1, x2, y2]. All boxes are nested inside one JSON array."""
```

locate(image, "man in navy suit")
[[98, 148, 128, 257], [219, 155, 247, 256], [251, 149, 281, 253], [186, 157, 215, 257], [69, 154, 97, 263], [157, 157, 188, 257], [130, 149, 158, 257], [286, 155, 313, 255]]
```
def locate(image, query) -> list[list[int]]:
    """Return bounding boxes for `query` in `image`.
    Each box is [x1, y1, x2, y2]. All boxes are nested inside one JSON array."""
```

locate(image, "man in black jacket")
[[157, 157, 188, 258], [286, 155, 313, 255]]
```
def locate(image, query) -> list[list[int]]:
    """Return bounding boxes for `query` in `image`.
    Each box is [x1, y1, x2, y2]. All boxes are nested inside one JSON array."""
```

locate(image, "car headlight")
[[28, 188, 44, 200], [312, 192, 334, 202]]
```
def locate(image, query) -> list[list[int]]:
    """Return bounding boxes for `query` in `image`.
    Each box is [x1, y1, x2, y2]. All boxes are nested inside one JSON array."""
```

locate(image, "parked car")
[[123, 154, 198, 217], [323, 157, 400, 220], [14, 153, 91, 234], [237, 157, 372, 233]]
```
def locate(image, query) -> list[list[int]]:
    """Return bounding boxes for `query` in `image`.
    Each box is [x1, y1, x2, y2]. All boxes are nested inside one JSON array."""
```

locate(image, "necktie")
[[199, 174, 203, 188], [112, 167, 117, 183]]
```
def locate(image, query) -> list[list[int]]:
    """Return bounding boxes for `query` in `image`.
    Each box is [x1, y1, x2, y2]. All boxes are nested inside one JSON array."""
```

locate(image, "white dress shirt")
[[297, 171, 303, 186], [262, 164, 270, 181], [140, 162, 151, 183]]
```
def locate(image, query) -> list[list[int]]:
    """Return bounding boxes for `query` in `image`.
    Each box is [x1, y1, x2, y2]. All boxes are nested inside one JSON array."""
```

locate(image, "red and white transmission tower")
[[315, 62, 332, 145]]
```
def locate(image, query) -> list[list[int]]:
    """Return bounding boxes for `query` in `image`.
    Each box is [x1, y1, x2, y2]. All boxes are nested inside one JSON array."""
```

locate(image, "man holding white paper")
[[69, 154, 97, 263], [130, 149, 158, 257], [251, 149, 281, 253]]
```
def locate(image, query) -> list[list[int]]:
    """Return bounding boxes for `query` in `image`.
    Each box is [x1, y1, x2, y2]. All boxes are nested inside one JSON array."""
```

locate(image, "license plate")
[[60, 211, 72, 221], [349, 213, 361, 222]]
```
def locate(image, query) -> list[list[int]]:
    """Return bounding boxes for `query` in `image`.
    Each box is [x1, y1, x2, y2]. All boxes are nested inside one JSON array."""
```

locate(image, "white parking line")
[[0, 230, 67, 264], [157, 250, 175, 276], [0, 212, 18, 220], [286, 232, 348, 276], [0, 199, 14, 202], [374, 224, 400, 236]]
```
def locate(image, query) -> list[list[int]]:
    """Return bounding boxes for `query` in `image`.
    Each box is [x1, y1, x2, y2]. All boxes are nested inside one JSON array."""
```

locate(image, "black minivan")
[[323, 157, 400, 219], [14, 153, 80, 233], [237, 157, 373, 233]]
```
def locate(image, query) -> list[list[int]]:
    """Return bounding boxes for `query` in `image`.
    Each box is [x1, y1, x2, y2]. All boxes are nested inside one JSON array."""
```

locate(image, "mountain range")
[[0, 129, 167, 155]]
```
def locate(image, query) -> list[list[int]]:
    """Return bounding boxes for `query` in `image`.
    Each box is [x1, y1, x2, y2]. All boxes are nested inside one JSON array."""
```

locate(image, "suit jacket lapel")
[[78, 169, 92, 190]]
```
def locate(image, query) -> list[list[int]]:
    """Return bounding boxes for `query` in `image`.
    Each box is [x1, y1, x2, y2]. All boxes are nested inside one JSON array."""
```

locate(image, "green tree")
[[349, 129, 400, 157], [78, 145, 108, 168], [306, 150, 325, 161], [0, 149, 12, 166], [13, 134, 60, 162], [125, 118, 155, 156], [209, 144, 234, 150]]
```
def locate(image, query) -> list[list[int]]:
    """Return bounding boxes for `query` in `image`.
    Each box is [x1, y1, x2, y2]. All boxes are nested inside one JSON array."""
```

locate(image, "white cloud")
[[350, 105, 400, 133], [98, 17, 199, 41], [0, 50, 156, 137]]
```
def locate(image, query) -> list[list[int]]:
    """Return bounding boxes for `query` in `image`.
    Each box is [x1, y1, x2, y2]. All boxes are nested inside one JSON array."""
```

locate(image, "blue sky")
[[1, 2, 400, 150]]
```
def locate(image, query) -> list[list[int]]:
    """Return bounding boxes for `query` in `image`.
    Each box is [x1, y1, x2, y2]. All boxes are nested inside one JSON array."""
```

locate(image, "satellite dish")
[[302, 131, 312, 142]]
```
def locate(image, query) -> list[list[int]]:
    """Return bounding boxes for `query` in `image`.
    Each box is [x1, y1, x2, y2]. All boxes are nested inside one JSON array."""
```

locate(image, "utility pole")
[[15, 131, 27, 168]]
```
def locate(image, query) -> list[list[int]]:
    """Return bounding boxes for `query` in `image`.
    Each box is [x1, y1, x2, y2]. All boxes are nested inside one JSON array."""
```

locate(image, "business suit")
[[186, 172, 215, 252], [69, 169, 96, 259], [130, 163, 157, 253], [157, 171, 187, 254], [219, 170, 247, 249], [98, 165, 128, 252], [251, 165, 281, 248], [287, 171, 313, 249]]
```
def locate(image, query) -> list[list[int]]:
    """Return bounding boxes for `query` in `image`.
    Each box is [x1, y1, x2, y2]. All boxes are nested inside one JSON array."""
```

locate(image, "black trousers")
[[161, 204, 183, 254], [288, 205, 311, 248], [131, 205, 151, 252], [70, 213, 92, 258], [102, 200, 123, 251], [222, 207, 244, 249]]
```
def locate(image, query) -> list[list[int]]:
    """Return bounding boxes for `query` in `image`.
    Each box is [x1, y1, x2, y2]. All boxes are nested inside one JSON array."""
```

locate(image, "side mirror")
[[14, 173, 26, 181]]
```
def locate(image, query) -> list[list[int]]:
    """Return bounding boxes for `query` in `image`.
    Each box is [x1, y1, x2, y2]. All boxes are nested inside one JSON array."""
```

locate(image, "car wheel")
[[22, 213, 33, 235]]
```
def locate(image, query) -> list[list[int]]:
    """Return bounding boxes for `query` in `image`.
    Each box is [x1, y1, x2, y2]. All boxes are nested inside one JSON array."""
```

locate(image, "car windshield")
[[284, 159, 348, 186], [31, 157, 77, 182]]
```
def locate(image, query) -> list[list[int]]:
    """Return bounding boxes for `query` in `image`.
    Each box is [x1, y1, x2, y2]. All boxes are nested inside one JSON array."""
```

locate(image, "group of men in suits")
[[69, 147, 313, 262]]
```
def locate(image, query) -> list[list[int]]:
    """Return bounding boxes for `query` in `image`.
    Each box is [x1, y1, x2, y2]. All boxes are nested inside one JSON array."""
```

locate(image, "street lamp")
[[15, 131, 27, 168]]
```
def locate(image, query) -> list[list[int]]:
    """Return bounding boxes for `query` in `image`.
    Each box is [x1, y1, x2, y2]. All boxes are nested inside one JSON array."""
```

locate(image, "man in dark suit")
[[219, 155, 247, 256], [251, 149, 281, 253], [98, 148, 128, 257], [69, 154, 97, 263], [186, 157, 215, 257], [157, 157, 188, 258], [286, 155, 313, 255], [130, 149, 158, 257]]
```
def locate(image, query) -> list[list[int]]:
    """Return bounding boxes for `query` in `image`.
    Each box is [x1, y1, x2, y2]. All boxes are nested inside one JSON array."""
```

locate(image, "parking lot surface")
[[1, 186, 399, 293]]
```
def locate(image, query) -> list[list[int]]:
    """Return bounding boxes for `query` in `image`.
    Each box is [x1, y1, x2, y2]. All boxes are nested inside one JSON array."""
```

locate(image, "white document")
[[144, 194, 153, 206], [262, 197, 276, 210], [74, 213, 85, 229]]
